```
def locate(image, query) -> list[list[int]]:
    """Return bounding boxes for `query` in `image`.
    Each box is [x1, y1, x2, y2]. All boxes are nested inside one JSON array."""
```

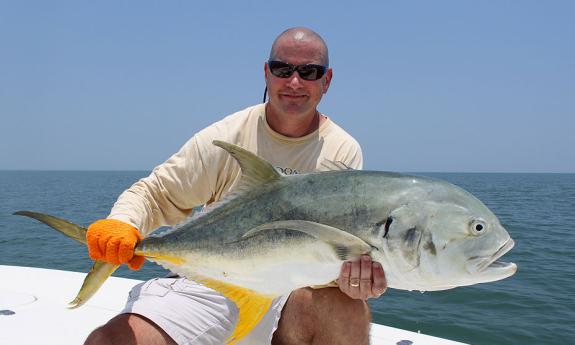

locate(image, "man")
[[85, 27, 386, 345]]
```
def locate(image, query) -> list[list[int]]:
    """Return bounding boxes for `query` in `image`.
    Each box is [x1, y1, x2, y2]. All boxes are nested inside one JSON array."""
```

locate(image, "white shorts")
[[121, 277, 289, 345]]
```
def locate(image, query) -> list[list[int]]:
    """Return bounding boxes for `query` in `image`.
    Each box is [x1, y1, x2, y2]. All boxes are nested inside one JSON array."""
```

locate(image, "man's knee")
[[84, 320, 124, 345], [311, 288, 371, 345], [84, 314, 176, 345], [274, 288, 371, 345], [312, 287, 371, 327], [287, 287, 371, 326], [273, 288, 315, 344]]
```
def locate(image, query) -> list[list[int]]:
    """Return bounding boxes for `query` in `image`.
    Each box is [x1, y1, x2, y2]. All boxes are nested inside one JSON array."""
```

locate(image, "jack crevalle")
[[15, 140, 517, 344]]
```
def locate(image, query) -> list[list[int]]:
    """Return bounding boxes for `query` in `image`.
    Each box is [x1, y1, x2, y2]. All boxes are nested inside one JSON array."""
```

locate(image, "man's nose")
[[286, 73, 304, 89]]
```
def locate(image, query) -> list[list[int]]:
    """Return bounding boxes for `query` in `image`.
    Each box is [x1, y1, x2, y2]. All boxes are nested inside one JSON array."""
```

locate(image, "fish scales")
[[140, 171, 387, 258]]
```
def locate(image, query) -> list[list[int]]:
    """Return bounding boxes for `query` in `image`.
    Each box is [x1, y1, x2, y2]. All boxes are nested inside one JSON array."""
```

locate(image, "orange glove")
[[86, 219, 145, 270]]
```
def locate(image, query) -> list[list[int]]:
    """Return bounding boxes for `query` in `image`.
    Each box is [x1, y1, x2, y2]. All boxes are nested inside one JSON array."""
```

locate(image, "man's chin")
[[268, 98, 315, 117], [281, 106, 311, 116]]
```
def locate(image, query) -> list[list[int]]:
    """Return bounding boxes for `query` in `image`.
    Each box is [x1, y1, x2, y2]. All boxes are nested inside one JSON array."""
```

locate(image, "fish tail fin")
[[68, 261, 120, 308], [14, 210, 88, 244], [199, 279, 274, 344], [13, 211, 118, 307]]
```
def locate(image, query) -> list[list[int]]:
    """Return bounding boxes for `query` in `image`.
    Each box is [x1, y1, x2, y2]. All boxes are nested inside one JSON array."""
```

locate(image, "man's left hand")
[[336, 255, 387, 300]]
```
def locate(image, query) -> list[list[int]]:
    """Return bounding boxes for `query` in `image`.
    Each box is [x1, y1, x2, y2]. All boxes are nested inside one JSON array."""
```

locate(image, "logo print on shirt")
[[276, 166, 299, 175]]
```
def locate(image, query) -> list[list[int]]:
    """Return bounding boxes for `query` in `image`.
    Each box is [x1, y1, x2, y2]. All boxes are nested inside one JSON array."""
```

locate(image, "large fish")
[[15, 140, 517, 344]]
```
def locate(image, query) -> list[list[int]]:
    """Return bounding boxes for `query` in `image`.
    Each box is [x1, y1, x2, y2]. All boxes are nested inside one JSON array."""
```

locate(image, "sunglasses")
[[267, 60, 328, 81]]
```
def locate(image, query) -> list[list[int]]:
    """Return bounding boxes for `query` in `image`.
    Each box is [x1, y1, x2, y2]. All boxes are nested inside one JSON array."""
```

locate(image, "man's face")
[[265, 39, 332, 118]]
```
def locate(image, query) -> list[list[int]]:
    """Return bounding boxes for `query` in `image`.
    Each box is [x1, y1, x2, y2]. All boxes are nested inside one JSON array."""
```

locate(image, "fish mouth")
[[466, 238, 517, 277]]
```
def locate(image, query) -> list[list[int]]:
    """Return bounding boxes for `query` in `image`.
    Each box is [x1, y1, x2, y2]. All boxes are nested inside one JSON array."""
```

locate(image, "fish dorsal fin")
[[172, 141, 282, 226], [199, 278, 274, 344], [243, 220, 371, 260], [318, 160, 354, 171], [213, 140, 282, 189]]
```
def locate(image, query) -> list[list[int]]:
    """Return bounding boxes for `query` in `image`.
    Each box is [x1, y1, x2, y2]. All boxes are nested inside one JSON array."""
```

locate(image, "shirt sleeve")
[[343, 141, 363, 170], [107, 135, 217, 236]]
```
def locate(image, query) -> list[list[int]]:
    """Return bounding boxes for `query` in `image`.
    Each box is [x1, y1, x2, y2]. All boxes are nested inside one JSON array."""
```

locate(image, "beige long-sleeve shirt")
[[109, 103, 362, 236]]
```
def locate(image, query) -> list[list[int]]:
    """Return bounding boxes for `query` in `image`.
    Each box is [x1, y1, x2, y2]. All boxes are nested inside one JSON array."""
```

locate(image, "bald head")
[[269, 27, 329, 66]]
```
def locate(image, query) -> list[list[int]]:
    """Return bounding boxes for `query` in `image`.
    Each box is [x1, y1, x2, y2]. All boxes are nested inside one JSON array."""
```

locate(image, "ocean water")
[[0, 171, 573, 344]]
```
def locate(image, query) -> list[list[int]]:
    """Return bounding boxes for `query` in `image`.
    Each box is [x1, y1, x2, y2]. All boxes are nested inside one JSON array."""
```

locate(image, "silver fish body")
[[138, 144, 516, 296]]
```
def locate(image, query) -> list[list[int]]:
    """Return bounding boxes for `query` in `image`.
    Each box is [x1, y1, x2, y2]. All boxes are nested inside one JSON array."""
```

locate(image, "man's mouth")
[[280, 93, 307, 99]]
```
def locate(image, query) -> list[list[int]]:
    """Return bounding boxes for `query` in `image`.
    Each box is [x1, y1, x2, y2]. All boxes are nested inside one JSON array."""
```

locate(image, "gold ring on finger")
[[350, 278, 360, 287]]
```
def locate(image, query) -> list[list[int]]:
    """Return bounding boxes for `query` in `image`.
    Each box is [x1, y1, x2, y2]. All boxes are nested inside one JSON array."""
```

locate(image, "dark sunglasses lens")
[[297, 65, 325, 81], [269, 61, 294, 78], [268, 61, 326, 80]]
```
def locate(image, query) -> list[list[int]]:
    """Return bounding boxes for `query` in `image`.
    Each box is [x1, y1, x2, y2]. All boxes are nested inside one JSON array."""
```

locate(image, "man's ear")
[[323, 68, 333, 94]]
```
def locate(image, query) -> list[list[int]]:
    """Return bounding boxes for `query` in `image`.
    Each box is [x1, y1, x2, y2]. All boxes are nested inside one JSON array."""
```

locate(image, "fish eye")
[[470, 219, 487, 235]]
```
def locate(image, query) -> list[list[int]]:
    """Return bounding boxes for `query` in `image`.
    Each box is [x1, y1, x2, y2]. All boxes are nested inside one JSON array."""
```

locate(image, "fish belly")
[[148, 238, 344, 296]]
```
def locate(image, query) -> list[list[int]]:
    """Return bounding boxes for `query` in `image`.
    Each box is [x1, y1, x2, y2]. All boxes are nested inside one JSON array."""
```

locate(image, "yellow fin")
[[201, 278, 274, 344], [136, 250, 185, 265], [14, 211, 88, 244], [69, 261, 119, 308]]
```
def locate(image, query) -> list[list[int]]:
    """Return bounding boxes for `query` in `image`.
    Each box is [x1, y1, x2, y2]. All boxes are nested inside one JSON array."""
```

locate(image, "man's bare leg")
[[84, 314, 176, 345], [273, 287, 371, 345]]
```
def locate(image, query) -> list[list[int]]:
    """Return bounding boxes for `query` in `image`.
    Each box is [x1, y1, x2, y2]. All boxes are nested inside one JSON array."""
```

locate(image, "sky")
[[1, 1, 573, 172]]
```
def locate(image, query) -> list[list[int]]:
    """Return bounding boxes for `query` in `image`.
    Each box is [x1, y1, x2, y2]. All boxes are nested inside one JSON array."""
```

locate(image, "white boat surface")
[[0, 265, 467, 345]]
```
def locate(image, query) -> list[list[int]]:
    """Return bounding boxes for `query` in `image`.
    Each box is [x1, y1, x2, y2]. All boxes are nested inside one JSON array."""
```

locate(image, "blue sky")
[[1, 1, 573, 172]]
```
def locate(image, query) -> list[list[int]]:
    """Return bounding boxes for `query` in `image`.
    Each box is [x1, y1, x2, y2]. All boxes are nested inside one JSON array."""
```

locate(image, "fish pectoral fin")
[[199, 279, 274, 345], [243, 220, 371, 260], [68, 261, 119, 308]]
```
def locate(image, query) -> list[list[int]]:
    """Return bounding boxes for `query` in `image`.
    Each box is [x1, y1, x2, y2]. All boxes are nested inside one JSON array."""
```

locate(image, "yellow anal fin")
[[201, 278, 274, 345]]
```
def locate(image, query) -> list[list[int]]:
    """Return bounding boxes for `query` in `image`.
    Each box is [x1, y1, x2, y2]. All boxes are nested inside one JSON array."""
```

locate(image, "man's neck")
[[265, 104, 325, 138]]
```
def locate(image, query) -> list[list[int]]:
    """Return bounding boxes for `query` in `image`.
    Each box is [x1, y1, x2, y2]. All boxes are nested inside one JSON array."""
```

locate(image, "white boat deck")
[[0, 265, 466, 345]]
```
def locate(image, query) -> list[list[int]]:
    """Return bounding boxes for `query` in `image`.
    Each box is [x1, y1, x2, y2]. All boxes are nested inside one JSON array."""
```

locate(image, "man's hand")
[[86, 219, 145, 270], [336, 255, 387, 300]]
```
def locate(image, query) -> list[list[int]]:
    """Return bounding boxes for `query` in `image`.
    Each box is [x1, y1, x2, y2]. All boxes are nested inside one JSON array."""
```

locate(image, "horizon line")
[[0, 169, 573, 174]]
